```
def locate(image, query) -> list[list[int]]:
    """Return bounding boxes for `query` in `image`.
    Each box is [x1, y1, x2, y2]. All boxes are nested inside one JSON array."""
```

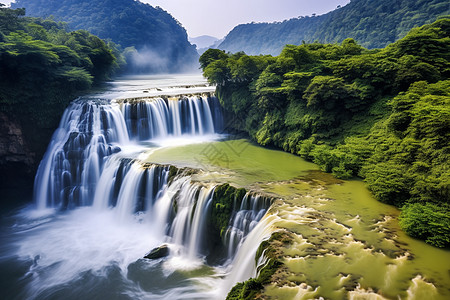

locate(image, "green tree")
[[199, 48, 228, 69]]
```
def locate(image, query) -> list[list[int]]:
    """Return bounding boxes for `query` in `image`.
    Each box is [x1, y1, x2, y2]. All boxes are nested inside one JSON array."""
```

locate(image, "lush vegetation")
[[200, 18, 450, 247], [0, 5, 118, 172], [12, 0, 198, 72], [0, 5, 118, 126], [218, 0, 450, 55]]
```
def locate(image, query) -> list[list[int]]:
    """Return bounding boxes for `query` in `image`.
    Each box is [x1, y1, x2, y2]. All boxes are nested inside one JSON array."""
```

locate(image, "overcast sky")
[[1, 0, 350, 38]]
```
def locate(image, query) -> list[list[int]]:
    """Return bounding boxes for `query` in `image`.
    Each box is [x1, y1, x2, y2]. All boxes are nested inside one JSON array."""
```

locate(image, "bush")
[[399, 203, 450, 248]]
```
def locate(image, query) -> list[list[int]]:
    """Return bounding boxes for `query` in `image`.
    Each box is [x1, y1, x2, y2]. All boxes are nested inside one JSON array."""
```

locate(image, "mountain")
[[189, 35, 219, 49], [12, 0, 199, 72], [196, 38, 224, 55], [218, 0, 450, 55]]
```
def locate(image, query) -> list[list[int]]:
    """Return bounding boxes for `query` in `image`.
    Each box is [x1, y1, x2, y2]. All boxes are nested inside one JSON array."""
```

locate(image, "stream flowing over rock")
[[22, 77, 274, 298]]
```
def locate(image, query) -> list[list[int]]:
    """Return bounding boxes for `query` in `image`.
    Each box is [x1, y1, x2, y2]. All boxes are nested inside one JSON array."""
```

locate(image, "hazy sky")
[[1, 0, 350, 38], [146, 0, 350, 38]]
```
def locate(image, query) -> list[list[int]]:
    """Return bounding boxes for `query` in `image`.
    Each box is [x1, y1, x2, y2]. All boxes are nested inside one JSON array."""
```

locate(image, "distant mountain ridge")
[[218, 0, 450, 55], [189, 35, 219, 49], [12, 0, 199, 72]]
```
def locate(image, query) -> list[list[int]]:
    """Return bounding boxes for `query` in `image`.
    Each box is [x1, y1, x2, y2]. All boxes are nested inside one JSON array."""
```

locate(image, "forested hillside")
[[218, 0, 450, 55], [200, 18, 450, 247], [0, 5, 118, 190], [12, 0, 198, 72]]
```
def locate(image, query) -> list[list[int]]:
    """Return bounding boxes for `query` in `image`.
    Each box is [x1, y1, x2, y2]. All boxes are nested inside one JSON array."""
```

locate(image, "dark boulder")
[[144, 244, 169, 259]]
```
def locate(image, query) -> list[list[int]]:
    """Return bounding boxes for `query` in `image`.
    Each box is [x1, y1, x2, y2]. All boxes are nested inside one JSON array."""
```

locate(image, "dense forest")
[[218, 0, 450, 55], [12, 0, 198, 73], [200, 18, 450, 247], [0, 5, 118, 189]]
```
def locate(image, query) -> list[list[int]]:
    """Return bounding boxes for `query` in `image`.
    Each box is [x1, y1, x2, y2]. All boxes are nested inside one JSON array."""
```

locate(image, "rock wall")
[[0, 112, 36, 191]]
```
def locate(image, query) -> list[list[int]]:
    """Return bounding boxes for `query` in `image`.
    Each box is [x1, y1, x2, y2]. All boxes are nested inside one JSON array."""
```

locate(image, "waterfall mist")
[[123, 46, 200, 74]]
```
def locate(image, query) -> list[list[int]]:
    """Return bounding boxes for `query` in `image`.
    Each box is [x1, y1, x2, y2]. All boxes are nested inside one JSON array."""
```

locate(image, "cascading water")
[[33, 100, 129, 210], [223, 194, 272, 258], [20, 85, 273, 299], [88, 157, 273, 264], [4, 76, 447, 300], [166, 178, 215, 258], [34, 95, 221, 211], [120, 96, 218, 140]]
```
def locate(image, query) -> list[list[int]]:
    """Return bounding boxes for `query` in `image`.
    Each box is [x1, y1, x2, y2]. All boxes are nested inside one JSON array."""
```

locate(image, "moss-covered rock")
[[167, 165, 178, 184], [226, 278, 263, 300], [209, 184, 247, 239], [166, 166, 198, 185]]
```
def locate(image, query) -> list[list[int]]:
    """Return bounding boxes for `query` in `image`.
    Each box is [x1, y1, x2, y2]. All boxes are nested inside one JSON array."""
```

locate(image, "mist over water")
[[123, 47, 200, 74]]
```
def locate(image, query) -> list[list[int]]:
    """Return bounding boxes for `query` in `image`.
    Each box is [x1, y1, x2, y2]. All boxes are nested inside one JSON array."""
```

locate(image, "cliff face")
[[0, 112, 36, 191]]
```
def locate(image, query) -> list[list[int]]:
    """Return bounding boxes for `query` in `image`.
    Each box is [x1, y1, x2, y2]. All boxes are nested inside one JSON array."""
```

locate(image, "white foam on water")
[[12, 208, 164, 298]]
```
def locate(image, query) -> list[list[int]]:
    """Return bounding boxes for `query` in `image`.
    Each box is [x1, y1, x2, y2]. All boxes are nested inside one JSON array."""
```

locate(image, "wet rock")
[[144, 244, 169, 259], [0, 112, 36, 191]]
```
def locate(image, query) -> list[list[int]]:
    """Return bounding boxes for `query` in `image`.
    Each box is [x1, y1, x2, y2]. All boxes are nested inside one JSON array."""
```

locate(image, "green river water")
[[144, 138, 450, 300]]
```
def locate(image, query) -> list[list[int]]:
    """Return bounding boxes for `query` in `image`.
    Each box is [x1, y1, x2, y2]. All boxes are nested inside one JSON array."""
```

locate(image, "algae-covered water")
[[143, 138, 318, 186], [145, 138, 450, 299]]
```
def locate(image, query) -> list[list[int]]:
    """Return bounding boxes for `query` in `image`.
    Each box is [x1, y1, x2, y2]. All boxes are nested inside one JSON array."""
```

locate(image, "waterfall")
[[223, 194, 272, 258], [91, 159, 170, 216], [34, 95, 222, 211], [165, 180, 215, 258], [208, 96, 224, 132], [220, 214, 279, 295], [93, 160, 273, 264], [30, 91, 274, 298], [33, 100, 129, 210], [33, 94, 267, 256], [120, 96, 219, 140], [38, 149, 273, 266]]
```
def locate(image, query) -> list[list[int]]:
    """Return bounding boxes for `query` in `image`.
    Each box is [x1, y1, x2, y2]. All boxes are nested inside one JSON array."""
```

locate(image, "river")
[[0, 74, 448, 300]]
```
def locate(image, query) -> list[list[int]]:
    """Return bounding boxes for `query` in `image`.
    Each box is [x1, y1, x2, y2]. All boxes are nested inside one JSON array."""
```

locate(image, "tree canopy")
[[0, 6, 118, 159]]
